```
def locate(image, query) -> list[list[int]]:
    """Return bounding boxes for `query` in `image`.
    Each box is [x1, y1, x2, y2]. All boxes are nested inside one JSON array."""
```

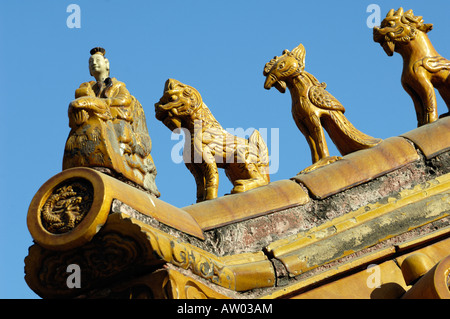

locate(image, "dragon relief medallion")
[[40, 179, 94, 234]]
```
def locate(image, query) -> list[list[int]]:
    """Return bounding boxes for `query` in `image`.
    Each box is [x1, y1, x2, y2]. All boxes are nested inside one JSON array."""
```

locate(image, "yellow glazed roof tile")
[[183, 180, 309, 230], [401, 117, 450, 159], [292, 136, 420, 199]]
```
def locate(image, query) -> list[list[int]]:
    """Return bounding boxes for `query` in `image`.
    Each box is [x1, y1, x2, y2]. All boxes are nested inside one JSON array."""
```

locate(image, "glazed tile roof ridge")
[[183, 180, 309, 231], [184, 116, 450, 231], [24, 117, 450, 298], [292, 136, 420, 200], [293, 116, 450, 199]]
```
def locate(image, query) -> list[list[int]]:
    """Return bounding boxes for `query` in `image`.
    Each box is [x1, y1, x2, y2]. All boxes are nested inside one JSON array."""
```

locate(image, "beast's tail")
[[323, 111, 382, 156], [248, 130, 270, 182]]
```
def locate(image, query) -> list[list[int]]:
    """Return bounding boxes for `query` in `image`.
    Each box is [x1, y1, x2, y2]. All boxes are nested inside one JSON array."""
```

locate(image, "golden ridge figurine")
[[374, 8, 450, 126], [155, 79, 270, 202], [63, 47, 160, 197], [263, 44, 382, 173]]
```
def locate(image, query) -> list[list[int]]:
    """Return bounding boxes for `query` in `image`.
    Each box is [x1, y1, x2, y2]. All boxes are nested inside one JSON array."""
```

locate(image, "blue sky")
[[1, 0, 449, 298]]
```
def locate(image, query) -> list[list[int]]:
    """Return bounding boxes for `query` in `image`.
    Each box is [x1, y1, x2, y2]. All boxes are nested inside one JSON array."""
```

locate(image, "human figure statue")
[[63, 47, 160, 197]]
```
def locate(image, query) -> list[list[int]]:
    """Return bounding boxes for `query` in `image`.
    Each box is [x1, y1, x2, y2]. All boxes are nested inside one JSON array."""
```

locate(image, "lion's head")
[[263, 43, 306, 93], [155, 79, 203, 131], [373, 7, 433, 56]]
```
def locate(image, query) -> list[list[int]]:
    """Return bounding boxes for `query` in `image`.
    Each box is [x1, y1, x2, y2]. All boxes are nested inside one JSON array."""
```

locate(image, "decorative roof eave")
[[24, 117, 450, 298], [25, 212, 276, 298], [27, 167, 206, 251]]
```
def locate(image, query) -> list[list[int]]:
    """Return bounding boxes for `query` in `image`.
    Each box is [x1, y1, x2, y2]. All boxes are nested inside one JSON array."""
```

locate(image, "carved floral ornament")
[[24, 229, 150, 298], [25, 212, 274, 297]]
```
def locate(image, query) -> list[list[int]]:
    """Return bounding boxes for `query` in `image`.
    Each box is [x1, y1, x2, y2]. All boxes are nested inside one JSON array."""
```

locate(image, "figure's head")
[[155, 79, 203, 131], [89, 47, 110, 79], [263, 43, 306, 93], [373, 8, 433, 56]]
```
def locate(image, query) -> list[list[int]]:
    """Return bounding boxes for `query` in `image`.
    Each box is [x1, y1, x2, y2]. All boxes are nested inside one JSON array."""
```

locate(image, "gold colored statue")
[[63, 47, 160, 197], [374, 8, 450, 126], [263, 44, 382, 173], [155, 79, 270, 202]]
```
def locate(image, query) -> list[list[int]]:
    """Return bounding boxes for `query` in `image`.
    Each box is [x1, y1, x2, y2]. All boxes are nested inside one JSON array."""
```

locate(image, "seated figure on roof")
[[63, 47, 160, 197]]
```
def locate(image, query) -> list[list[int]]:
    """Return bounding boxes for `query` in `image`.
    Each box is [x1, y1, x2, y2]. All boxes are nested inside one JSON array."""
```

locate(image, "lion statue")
[[373, 7, 450, 126], [155, 79, 270, 202]]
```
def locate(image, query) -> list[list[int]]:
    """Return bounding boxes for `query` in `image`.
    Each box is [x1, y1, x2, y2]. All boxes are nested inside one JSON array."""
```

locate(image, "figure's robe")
[[63, 77, 160, 197]]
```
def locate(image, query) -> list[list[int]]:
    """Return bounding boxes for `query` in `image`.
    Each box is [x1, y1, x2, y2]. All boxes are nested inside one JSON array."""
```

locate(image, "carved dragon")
[[40, 181, 93, 233]]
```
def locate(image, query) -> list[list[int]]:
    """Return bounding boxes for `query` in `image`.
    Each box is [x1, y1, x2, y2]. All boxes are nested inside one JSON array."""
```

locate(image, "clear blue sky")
[[1, 0, 449, 299]]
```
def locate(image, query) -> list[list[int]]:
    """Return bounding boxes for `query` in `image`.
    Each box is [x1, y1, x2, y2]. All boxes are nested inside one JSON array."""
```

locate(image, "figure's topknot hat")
[[90, 47, 106, 56]]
